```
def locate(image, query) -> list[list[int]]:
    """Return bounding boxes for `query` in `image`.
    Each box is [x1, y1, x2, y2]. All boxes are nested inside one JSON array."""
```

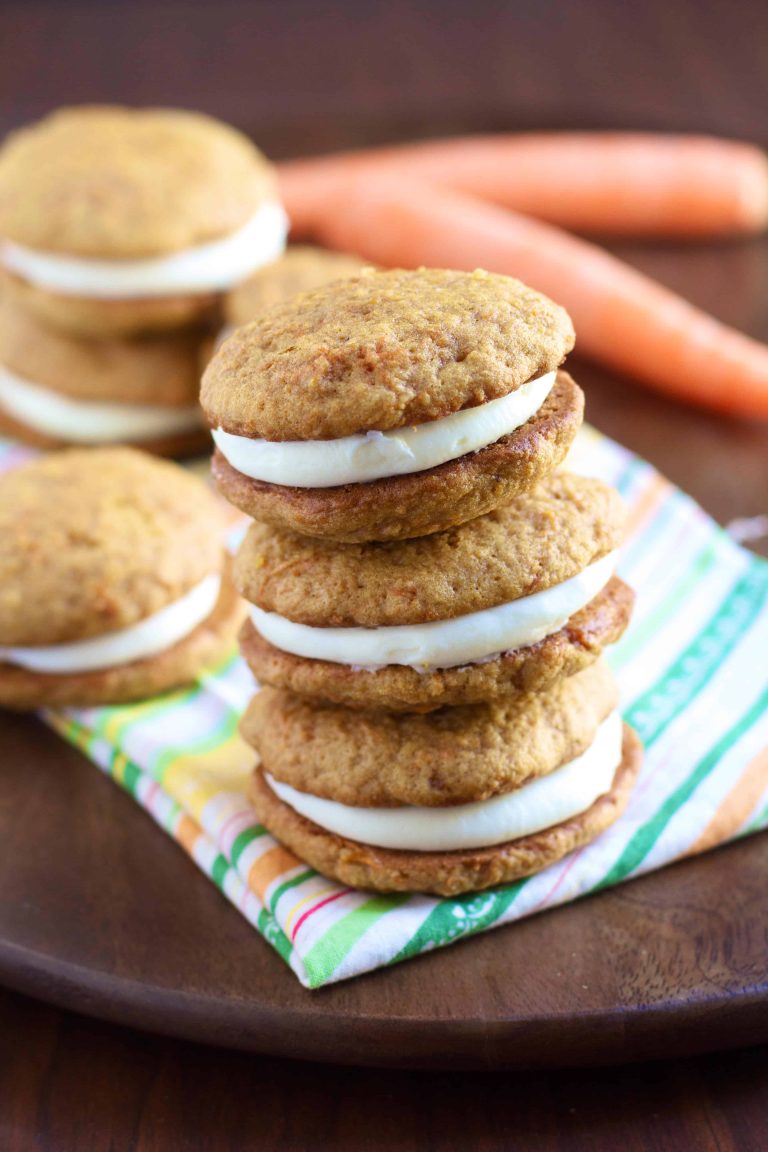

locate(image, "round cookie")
[[240, 660, 619, 807], [0, 295, 209, 454], [0, 448, 243, 707], [225, 246, 369, 326], [204, 268, 579, 541], [204, 267, 574, 440], [237, 473, 624, 626], [235, 472, 631, 710], [248, 725, 642, 896], [0, 106, 283, 336], [0, 107, 275, 257]]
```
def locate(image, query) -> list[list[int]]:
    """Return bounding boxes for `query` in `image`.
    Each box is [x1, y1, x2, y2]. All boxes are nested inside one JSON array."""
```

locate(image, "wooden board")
[[1, 704, 766, 1070], [1, 216, 768, 1075]]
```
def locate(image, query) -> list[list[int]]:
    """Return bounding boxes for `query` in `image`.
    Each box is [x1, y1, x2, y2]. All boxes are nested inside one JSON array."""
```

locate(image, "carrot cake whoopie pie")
[[235, 472, 634, 712], [0, 295, 208, 454], [0, 448, 243, 708], [243, 661, 643, 896], [0, 106, 288, 337], [202, 267, 582, 542]]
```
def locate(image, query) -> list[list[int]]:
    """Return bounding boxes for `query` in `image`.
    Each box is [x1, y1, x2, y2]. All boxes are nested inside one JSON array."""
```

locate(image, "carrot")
[[278, 133, 768, 239], [309, 175, 768, 419]]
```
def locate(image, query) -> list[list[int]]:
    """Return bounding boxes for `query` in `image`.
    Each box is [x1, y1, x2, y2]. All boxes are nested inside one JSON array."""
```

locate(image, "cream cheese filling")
[[266, 710, 623, 851], [250, 550, 617, 671], [212, 370, 556, 488], [0, 574, 221, 674], [1, 201, 288, 298], [0, 364, 204, 442]]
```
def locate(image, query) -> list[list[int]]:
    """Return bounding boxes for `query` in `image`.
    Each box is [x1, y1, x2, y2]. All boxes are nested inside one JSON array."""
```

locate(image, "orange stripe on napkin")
[[625, 475, 670, 540], [247, 845, 302, 903], [685, 745, 768, 857], [177, 814, 202, 855]]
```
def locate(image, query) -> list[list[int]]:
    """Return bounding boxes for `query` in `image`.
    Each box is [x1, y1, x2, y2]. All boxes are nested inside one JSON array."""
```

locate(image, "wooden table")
[[2, 1, 768, 1148], [2, 987, 767, 1152]]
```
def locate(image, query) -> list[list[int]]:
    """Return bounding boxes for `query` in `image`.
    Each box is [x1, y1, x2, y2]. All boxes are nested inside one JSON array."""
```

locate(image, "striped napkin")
[[3, 428, 768, 988]]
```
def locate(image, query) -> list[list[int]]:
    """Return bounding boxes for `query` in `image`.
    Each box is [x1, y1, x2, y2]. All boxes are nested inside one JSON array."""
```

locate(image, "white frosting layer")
[[1, 201, 288, 298], [251, 550, 617, 671], [0, 364, 203, 442], [212, 370, 556, 488], [267, 710, 623, 851], [0, 574, 221, 674]]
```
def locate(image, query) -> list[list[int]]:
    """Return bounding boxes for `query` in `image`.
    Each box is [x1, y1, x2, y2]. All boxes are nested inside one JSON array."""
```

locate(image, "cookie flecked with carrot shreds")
[[242, 661, 643, 896], [235, 472, 634, 712], [0, 448, 244, 708], [202, 267, 581, 542]]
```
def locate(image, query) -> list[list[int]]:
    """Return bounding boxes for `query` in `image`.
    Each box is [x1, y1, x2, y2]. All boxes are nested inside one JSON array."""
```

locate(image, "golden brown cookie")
[[240, 661, 618, 807], [224, 246, 368, 326], [0, 447, 223, 644], [0, 106, 275, 257], [203, 268, 574, 439], [236, 473, 624, 626], [239, 576, 634, 712], [0, 106, 281, 336], [235, 471, 630, 709], [248, 724, 642, 896], [213, 370, 583, 542]]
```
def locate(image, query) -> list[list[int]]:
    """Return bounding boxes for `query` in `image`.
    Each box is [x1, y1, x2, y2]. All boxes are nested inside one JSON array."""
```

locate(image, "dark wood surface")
[[2, 0, 768, 1146], [2, 987, 767, 1152]]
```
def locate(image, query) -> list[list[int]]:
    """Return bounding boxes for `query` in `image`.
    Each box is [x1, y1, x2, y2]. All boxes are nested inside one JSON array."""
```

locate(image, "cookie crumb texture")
[[0, 447, 224, 646], [236, 472, 625, 627], [214, 371, 584, 542], [202, 267, 575, 439], [241, 660, 619, 808], [0, 106, 275, 257], [248, 725, 642, 896]]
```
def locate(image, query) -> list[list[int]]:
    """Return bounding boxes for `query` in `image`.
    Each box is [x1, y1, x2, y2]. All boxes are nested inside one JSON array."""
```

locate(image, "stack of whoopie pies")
[[202, 267, 642, 896], [0, 106, 287, 454]]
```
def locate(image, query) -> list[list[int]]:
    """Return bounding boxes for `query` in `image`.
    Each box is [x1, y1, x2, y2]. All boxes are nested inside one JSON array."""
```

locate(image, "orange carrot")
[[310, 175, 768, 418], [278, 133, 768, 239]]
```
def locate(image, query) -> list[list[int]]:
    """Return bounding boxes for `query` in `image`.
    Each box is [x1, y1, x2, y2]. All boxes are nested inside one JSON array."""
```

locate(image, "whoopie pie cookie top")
[[241, 660, 619, 808], [234, 472, 623, 627], [201, 267, 575, 441], [0, 106, 276, 258], [0, 447, 224, 646]]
